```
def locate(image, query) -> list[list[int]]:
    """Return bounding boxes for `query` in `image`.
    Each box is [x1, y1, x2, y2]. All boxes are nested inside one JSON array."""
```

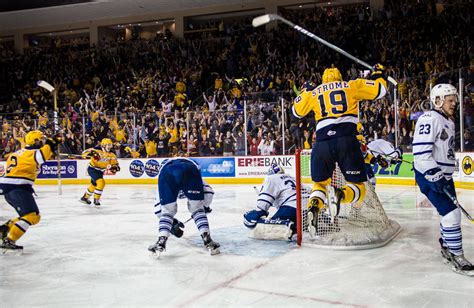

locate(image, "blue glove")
[[171, 218, 185, 238], [243, 210, 268, 229], [424, 168, 449, 193], [204, 206, 212, 213]]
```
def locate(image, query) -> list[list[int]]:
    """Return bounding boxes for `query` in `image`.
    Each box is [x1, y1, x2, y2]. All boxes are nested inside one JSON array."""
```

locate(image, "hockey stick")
[[253, 186, 260, 195], [59, 153, 84, 158], [368, 149, 412, 164], [37, 80, 62, 195], [443, 187, 474, 224], [252, 14, 397, 86]]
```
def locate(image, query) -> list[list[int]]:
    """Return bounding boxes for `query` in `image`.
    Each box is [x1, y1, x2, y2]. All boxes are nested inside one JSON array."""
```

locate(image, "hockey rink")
[[0, 184, 473, 307]]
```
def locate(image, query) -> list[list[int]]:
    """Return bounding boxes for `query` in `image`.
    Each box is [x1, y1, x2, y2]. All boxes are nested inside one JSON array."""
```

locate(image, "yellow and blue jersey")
[[82, 147, 118, 172], [0, 144, 54, 185], [292, 78, 387, 141]]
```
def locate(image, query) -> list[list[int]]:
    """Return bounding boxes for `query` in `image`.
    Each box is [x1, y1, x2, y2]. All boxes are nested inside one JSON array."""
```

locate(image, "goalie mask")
[[268, 163, 284, 175], [430, 84, 457, 108]]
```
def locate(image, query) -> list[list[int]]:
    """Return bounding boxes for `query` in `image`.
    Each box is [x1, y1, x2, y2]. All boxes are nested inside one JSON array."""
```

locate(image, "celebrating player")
[[292, 65, 388, 225], [148, 158, 220, 256], [413, 84, 473, 276], [0, 130, 61, 253], [243, 163, 307, 241], [79, 138, 120, 206]]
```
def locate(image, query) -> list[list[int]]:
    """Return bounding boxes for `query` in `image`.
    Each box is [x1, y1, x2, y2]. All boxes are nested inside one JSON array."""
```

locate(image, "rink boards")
[[0, 153, 473, 189]]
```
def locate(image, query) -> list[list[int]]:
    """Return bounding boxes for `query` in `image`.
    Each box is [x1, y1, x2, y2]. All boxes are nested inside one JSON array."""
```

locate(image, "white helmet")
[[430, 84, 457, 108]]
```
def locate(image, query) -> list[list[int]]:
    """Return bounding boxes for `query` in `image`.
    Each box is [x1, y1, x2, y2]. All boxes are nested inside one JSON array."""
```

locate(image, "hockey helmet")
[[322, 67, 342, 83], [25, 130, 44, 146], [430, 84, 457, 108], [268, 163, 284, 175], [101, 138, 113, 152]]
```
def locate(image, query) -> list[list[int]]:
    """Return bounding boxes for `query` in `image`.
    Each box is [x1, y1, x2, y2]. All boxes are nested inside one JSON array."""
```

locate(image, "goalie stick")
[[443, 187, 474, 224], [252, 14, 397, 86]]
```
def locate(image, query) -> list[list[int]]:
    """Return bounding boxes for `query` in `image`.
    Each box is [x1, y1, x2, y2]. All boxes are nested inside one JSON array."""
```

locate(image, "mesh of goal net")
[[297, 150, 401, 249]]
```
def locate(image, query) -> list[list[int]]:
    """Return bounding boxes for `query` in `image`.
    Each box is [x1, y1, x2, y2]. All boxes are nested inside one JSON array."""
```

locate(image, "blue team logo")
[[129, 160, 144, 178], [145, 159, 160, 177]]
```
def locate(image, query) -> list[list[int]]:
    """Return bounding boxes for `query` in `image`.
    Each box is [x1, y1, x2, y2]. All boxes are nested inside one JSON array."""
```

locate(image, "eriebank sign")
[[235, 155, 296, 177]]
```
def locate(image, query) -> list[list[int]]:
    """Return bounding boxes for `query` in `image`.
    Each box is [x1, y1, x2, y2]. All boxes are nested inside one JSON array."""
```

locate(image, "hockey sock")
[[158, 213, 174, 237], [342, 182, 365, 205], [441, 209, 463, 255], [7, 213, 40, 242], [84, 186, 94, 198], [93, 189, 103, 200], [310, 178, 331, 209], [192, 209, 210, 234]]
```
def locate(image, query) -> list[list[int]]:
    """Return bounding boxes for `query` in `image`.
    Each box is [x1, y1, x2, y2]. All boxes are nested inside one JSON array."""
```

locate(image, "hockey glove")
[[243, 209, 268, 229], [45, 134, 63, 148], [369, 63, 386, 81], [424, 168, 449, 193], [171, 218, 185, 238], [204, 206, 212, 214], [376, 156, 389, 169], [110, 164, 120, 174], [90, 150, 101, 161]]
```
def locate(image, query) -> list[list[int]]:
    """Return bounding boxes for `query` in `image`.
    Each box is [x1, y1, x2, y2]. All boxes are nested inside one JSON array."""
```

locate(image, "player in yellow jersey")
[[79, 138, 120, 206], [292, 65, 387, 225], [0, 130, 61, 253]]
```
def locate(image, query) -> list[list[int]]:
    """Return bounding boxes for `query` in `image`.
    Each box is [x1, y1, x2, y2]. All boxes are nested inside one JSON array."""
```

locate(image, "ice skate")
[[307, 203, 319, 237], [0, 223, 9, 241], [79, 195, 91, 205], [93, 199, 101, 207], [449, 254, 474, 277], [326, 185, 342, 223], [1, 238, 23, 255], [201, 232, 220, 255], [439, 238, 451, 264], [148, 236, 167, 257]]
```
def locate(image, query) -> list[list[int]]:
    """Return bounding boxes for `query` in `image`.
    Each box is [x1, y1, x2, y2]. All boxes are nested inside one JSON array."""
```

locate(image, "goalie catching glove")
[[45, 134, 63, 148]]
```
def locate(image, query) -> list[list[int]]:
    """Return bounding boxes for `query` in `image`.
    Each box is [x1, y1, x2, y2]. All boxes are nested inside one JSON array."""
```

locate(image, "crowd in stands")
[[0, 0, 473, 160]]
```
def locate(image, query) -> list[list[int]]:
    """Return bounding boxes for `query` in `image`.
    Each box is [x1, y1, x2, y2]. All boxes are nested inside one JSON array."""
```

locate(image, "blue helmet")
[[268, 163, 284, 175]]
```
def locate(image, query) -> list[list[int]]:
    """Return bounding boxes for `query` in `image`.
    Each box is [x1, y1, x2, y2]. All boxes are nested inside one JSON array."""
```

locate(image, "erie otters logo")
[[462, 156, 473, 176]]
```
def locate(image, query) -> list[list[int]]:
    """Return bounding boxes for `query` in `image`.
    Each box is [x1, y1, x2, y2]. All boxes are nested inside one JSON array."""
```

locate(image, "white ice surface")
[[0, 184, 473, 307]]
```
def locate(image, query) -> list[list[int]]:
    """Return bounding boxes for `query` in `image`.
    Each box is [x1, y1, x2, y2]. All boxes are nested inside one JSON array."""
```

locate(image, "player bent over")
[[148, 158, 219, 256], [0, 130, 61, 253], [152, 181, 214, 239], [413, 84, 473, 276], [292, 65, 388, 228], [79, 138, 120, 206], [243, 164, 304, 241]]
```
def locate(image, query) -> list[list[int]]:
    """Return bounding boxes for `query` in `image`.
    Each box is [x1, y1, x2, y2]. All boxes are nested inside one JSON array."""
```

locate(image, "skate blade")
[[209, 248, 220, 255], [149, 249, 164, 259], [1, 248, 23, 256], [79, 200, 91, 205], [452, 266, 474, 276]]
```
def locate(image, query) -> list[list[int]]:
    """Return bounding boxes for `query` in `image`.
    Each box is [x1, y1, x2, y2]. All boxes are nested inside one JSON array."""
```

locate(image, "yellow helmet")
[[101, 138, 113, 151], [25, 130, 44, 146], [322, 68, 342, 83]]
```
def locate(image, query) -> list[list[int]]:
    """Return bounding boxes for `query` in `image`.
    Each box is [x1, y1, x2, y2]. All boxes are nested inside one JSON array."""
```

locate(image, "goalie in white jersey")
[[362, 138, 403, 186], [243, 164, 302, 241], [413, 83, 473, 276]]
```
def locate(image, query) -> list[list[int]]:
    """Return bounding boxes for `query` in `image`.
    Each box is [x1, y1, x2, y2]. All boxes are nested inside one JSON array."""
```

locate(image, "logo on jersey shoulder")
[[327, 130, 336, 136], [462, 156, 473, 175], [129, 160, 144, 177], [440, 129, 449, 141]]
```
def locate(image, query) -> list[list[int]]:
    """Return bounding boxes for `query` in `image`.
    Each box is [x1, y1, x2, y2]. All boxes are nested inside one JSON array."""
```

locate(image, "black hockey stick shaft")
[[443, 187, 474, 223]]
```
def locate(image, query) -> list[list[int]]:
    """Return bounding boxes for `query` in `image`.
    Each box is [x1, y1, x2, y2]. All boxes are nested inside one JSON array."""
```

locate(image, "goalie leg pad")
[[248, 218, 294, 241]]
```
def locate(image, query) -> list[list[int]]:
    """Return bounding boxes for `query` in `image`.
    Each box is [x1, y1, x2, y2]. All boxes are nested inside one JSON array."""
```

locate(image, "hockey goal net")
[[295, 149, 401, 249]]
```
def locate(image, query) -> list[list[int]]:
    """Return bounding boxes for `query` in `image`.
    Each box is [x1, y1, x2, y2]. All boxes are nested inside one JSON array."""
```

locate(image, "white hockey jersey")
[[413, 110, 456, 179], [256, 174, 297, 212], [367, 139, 398, 160]]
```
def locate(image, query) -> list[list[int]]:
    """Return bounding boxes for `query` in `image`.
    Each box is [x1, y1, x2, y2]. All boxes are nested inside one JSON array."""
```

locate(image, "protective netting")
[[298, 150, 401, 249]]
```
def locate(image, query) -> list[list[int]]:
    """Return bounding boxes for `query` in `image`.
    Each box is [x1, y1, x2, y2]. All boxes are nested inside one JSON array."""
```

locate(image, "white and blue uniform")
[[156, 158, 211, 238], [244, 174, 298, 228], [413, 110, 461, 255]]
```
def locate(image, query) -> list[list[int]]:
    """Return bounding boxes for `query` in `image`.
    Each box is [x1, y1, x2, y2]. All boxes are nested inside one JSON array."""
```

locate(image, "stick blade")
[[37, 80, 55, 92], [252, 14, 272, 27]]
